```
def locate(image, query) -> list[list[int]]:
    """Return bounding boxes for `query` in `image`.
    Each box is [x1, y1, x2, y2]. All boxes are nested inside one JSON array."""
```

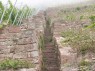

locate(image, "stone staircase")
[[42, 43, 60, 71], [39, 12, 61, 71]]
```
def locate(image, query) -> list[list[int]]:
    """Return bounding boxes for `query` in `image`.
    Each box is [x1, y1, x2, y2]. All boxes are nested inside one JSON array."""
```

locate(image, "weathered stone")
[[0, 53, 13, 58], [27, 52, 31, 58], [0, 45, 6, 50], [0, 11, 46, 70], [25, 44, 38, 52], [26, 37, 34, 44], [13, 52, 27, 59], [32, 43, 38, 51], [0, 34, 7, 39], [0, 68, 36, 71], [32, 57, 39, 64], [20, 23, 28, 30], [14, 45, 26, 53], [8, 26, 21, 33], [19, 68, 36, 71], [5, 53, 13, 58], [0, 38, 7, 42], [24, 30, 33, 36], [16, 37, 33, 45], [5, 40, 15, 45], [27, 23, 35, 30], [0, 48, 11, 54], [31, 51, 39, 57]]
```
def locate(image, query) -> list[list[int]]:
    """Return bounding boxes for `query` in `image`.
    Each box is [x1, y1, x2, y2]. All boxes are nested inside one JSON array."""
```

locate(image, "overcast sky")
[[0, 0, 89, 8]]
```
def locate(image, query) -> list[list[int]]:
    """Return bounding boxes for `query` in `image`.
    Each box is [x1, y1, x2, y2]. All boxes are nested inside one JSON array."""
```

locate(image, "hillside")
[[45, 1, 95, 71], [0, 0, 95, 71]]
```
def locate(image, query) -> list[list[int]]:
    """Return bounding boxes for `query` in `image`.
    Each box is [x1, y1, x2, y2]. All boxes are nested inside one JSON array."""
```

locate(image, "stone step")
[[44, 37, 52, 39], [44, 43, 54, 47], [44, 31, 52, 35], [45, 64, 59, 68], [44, 60, 58, 64], [44, 40, 52, 42], [45, 67, 60, 71], [43, 46, 56, 49], [44, 38, 53, 43], [42, 49, 56, 53], [43, 52, 57, 56], [44, 30, 52, 34], [44, 34, 52, 37], [43, 54, 57, 58], [43, 55, 58, 59], [43, 58, 58, 62]]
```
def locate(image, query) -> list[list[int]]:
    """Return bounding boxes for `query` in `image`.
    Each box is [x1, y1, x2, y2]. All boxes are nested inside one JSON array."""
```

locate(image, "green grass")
[[79, 59, 91, 66], [0, 59, 35, 70], [59, 4, 95, 23], [61, 29, 95, 55], [78, 59, 92, 71]]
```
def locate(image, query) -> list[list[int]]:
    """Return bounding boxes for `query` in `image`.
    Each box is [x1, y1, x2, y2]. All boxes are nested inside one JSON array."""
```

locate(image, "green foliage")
[[85, 15, 95, 28], [89, 15, 95, 23], [0, 59, 34, 70], [76, 7, 80, 11], [0, 0, 34, 27], [64, 10, 67, 13], [0, 1, 4, 18], [80, 15, 84, 20], [0, 24, 3, 29], [63, 15, 74, 21], [78, 59, 91, 71], [61, 30, 75, 38], [86, 23, 95, 28], [39, 35, 45, 50], [79, 59, 91, 66]]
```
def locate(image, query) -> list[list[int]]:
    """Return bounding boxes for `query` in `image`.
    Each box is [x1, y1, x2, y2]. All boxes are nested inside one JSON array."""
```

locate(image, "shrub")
[[80, 15, 84, 20], [0, 59, 35, 70], [86, 15, 95, 28], [79, 59, 91, 66], [65, 14, 75, 21], [78, 59, 92, 71], [76, 7, 80, 11], [89, 15, 95, 24]]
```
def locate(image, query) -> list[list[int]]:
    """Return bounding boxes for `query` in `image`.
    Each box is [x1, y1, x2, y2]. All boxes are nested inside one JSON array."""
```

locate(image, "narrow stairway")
[[40, 13, 61, 71]]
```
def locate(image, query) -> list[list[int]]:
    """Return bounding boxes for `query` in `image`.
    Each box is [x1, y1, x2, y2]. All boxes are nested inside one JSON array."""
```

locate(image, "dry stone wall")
[[0, 11, 61, 71], [0, 11, 45, 68]]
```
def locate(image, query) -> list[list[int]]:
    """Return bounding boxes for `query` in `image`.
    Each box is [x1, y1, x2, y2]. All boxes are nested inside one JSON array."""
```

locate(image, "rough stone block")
[[25, 44, 34, 52], [8, 26, 21, 33], [31, 51, 39, 57], [14, 45, 26, 53], [0, 48, 11, 54], [16, 37, 33, 45], [13, 52, 27, 59], [0, 34, 7, 39]]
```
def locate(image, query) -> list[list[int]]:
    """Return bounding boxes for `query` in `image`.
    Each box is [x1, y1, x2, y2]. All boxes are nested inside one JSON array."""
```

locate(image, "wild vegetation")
[[0, 59, 35, 70], [59, 4, 95, 24], [0, 0, 34, 28], [58, 3, 95, 71], [78, 59, 92, 71], [61, 29, 95, 55]]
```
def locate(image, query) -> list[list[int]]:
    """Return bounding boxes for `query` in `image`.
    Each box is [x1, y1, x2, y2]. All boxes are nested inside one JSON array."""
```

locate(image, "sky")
[[0, 0, 89, 8]]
